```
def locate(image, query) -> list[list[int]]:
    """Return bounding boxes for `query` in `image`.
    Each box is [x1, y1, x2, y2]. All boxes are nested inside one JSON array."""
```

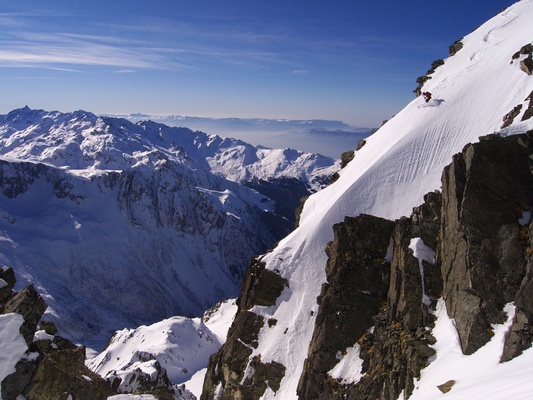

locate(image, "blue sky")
[[0, 1, 516, 127]]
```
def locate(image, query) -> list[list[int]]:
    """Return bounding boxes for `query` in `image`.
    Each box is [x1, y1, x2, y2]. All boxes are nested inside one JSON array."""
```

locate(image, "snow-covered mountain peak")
[[0, 108, 338, 192]]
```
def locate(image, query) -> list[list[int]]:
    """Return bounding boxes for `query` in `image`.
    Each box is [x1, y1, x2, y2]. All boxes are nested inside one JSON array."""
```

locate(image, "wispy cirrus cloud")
[[0, 31, 188, 71], [0, 10, 405, 76]]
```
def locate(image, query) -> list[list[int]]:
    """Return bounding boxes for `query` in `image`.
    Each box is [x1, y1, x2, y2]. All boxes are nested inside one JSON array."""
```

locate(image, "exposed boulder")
[[3, 285, 47, 347], [0, 266, 15, 302], [295, 195, 309, 228], [341, 149, 356, 167], [512, 43, 533, 75], [239, 259, 288, 309], [502, 104, 523, 128], [240, 355, 286, 398], [413, 59, 445, 96], [437, 379, 456, 394], [0, 272, 115, 400], [522, 90, 533, 122], [330, 150, 356, 184], [449, 39, 464, 56], [501, 307, 532, 362], [21, 343, 113, 400]]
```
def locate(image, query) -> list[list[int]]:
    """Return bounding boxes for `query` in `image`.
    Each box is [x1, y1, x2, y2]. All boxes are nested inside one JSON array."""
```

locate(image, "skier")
[[422, 91, 432, 103]]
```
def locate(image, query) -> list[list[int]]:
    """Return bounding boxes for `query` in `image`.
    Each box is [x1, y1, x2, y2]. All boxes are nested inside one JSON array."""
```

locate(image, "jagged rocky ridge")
[[201, 131, 533, 399], [0, 268, 116, 400]]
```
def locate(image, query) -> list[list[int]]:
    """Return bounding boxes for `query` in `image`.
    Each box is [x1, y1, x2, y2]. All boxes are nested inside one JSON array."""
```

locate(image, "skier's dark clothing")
[[422, 92, 432, 103]]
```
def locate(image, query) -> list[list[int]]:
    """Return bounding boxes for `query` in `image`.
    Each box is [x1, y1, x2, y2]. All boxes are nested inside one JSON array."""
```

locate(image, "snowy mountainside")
[[0, 108, 336, 349], [202, 1, 533, 399]]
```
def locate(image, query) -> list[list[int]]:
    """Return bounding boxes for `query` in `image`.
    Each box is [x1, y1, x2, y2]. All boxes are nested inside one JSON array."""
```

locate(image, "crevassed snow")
[[0, 313, 27, 391], [244, 1, 533, 398]]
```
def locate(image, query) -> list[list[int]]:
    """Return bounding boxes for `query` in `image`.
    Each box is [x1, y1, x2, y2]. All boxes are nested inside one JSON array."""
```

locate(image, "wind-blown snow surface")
[[0, 108, 336, 349], [242, 1, 533, 398]]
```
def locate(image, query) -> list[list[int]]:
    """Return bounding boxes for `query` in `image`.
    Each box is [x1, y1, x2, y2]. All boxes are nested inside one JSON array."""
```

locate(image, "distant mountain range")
[[105, 113, 374, 158], [0, 107, 338, 349]]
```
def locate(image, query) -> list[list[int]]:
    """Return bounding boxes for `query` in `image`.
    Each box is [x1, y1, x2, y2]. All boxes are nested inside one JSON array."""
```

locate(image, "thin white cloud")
[[0, 32, 187, 70], [0, 11, 422, 76]]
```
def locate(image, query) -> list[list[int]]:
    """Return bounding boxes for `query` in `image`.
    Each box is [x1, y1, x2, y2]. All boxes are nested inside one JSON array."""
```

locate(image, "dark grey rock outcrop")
[[449, 39, 464, 56], [0, 272, 115, 400], [339, 207, 440, 400], [0, 266, 15, 302], [201, 258, 287, 400], [512, 43, 533, 75], [413, 59, 445, 96], [330, 150, 355, 184], [2, 285, 47, 347], [297, 214, 394, 399], [441, 132, 533, 355], [522, 90, 533, 122], [502, 104, 523, 128]]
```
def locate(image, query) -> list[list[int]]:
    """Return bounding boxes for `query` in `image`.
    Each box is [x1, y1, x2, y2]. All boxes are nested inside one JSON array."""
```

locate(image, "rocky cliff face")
[[201, 131, 533, 399], [441, 133, 533, 360]]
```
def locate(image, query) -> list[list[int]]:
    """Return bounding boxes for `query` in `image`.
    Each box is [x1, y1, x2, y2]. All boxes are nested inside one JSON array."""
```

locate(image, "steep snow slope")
[[0, 109, 335, 349], [241, 1, 533, 398]]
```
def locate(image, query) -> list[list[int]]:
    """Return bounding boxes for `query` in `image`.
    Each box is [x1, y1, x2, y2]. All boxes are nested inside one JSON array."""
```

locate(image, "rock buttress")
[[441, 132, 533, 356], [297, 214, 395, 400], [201, 258, 287, 400]]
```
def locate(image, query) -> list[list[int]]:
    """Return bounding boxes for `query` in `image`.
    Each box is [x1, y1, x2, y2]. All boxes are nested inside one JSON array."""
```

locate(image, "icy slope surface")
[[245, 1, 533, 398]]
